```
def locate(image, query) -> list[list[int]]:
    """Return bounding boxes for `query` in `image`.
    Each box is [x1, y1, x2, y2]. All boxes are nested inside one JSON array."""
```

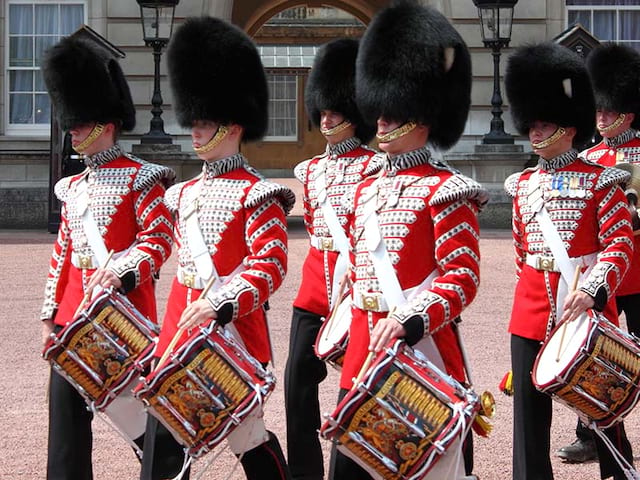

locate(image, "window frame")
[[264, 70, 300, 142], [5, 0, 87, 136], [566, 2, 640, 47]]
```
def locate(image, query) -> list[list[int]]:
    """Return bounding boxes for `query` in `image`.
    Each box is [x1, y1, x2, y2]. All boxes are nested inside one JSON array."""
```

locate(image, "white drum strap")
[[315, 159, 351, 308], [77, 177, 109, 267], [362, 192, 406, 311], [183, 178, 217, 282], [536, 206, 578, 322]]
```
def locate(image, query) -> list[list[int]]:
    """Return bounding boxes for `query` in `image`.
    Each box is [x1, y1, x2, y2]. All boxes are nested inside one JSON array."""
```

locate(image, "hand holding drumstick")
[[154, 276, 217, 371]]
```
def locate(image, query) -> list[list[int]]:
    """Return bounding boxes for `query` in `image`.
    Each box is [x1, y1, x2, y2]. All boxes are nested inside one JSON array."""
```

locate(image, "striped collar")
[[326, 137, 361, 157], [202, 153, 246, 180], [385, 146, 431, 175], [604, 129, 638, 149], [83, 144, 124, 169], [538, 149, 578, 172]]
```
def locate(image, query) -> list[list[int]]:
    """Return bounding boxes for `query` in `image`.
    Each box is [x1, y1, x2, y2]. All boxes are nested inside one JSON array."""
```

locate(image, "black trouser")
[[140, 416, 190, 480], [283, 307, 328, 480], [47, 367, 94, 480], [512, 334, 633, 480]]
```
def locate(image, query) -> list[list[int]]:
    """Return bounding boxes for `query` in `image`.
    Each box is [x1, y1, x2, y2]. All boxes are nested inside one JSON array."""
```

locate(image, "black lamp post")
[[473, 0, 518, 144], [136, 0, 179, 144]]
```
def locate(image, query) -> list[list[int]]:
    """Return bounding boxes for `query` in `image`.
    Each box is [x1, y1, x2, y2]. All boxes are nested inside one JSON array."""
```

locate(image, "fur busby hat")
[[42, 37, 135, 131], [167, 16, 268, 142], [505, 42, 595, 148], [587, 43, 640, 129], [355, 0, 471, 150], [305, 39, 375, 143]]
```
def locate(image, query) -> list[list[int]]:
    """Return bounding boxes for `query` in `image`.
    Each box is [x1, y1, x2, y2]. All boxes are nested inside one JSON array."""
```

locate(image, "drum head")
[[316, 299, 351, 356], [533, 312, 591, 387]]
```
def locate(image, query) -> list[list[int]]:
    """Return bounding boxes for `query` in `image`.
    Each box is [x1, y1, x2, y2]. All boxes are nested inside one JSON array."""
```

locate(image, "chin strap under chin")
[[194, 125, 229, 155], [599, 113, 626, 135], [320, 120, 352, 137], [376, 121, 417, 143], [74, 123, 105, 154], [532, 127, 566, 150]]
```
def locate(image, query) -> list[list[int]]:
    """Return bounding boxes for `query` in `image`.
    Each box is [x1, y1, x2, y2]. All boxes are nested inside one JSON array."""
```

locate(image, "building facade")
[[1, 0, 638, 227]]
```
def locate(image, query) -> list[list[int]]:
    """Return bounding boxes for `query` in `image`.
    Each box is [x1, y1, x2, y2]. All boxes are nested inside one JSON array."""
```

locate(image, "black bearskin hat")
[[505, 42, 595, 148], [305, 38, 375, 143], [587, 43, 640, 130], [167, 16, 268, 142], [355, 0, 471, 150], [42, 37, 135, 131]]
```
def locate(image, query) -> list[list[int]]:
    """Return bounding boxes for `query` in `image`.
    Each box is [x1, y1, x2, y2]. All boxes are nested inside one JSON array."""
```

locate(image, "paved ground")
[[1, 227, 638, 479]]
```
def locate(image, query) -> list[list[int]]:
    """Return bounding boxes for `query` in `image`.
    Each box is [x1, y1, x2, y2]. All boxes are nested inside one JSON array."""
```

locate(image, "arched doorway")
[[238, 3, 379, 173]]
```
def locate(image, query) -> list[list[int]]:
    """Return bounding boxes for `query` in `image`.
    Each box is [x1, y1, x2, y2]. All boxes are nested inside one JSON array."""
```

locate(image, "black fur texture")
[[355, 0, 471, 150], [304, 38, 375, 143], [167, 16, 268, 142], [587, 43, 640, 130], [42, 37, 135, 131], [505, 42, 595, 148]]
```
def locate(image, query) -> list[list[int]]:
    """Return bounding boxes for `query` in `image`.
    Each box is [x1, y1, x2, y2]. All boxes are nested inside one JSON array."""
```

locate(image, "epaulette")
[[131, 160, 176, 191], [363, 152, 385, 176], [430, 157, 460, 175], [504, 172, 523, 198], [430, 173, 489, 208], [53, 176, 74, 203], [595, 166, 631, 191], [246, 180, 296, 215], [165, 181, 189, 214], [294, 159, 311, 183]]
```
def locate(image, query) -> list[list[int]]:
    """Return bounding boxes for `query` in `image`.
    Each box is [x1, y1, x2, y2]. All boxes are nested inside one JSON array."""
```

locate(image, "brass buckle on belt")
[[183, 273, 195, 288], [536, 256, 555, 272], [79, 255, 93, 269], [320, 237, 334, 251], [361, 294, 380, 312]]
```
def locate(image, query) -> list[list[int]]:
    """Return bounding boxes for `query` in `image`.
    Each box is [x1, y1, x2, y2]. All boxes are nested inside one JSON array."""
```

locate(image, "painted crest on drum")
[[43, 289, 159, 410], [322, 341, 479, 480], [533, 310, 640, 428], [135, 327, 276, 458]]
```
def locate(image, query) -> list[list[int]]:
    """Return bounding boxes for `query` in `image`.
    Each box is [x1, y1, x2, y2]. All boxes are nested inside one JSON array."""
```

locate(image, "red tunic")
[[340, 147, 486, 390], [583, 130, 640, 296], [40, 145, 175, 326], [505, 150, 634, 341], [157, 154, 294, 364], [293, 137, 380, 316]]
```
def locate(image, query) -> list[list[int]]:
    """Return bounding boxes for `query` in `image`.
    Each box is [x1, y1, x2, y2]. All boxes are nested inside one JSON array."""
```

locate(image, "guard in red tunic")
[[329, 3, 486, 479], [504, 42, 634, 480], [139, 17, 293, 480], [284, 38, 380, 480], [556, 43, 640, 467], [40, 37, 174, 480]]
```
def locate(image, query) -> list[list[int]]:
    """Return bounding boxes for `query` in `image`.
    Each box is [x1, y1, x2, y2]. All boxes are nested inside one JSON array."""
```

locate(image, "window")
[[260, 45, 319, 141], [6, 1, 85, 134], [567, 1, 640, 50]]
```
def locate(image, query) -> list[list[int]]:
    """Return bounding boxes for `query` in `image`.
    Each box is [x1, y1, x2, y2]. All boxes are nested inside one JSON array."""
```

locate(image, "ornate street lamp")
[[473, 0, 518, 144], [136, 0, 179, 144]]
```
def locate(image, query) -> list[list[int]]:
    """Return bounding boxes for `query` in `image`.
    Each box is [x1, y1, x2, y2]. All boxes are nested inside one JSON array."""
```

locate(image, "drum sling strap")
[[314, 157, 351, 309], [75, 175, 147, 455]]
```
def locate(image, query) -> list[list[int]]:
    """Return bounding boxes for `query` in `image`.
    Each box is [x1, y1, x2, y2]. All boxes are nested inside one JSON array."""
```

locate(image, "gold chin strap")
[[74, 123, 105, 154], [599, 113, 626, 135], [532, 127, 566, 150], [193, 125, 229, 155], [376, 122, 417, 143], [320, 120, 352, 137]]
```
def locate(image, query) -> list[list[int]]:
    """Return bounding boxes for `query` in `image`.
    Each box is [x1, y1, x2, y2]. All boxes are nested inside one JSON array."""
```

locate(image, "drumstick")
[[555, 264, 582, 362], [154, 275, 217, 372], [72, 250, 115, 319], [351, 351, 375, 390]]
